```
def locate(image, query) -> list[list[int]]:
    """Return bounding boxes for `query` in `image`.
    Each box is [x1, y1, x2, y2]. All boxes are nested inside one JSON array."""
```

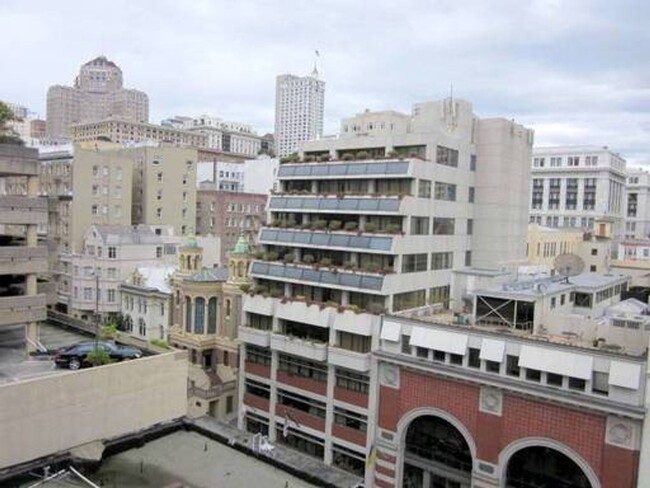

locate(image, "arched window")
[[225, 298, 231, 318], [208, 297, 217, 334], [185, 296, 192, 332], [138, 318, 146, 336], [195, 297, 205, 334], [238, 261, 244, 277], [506, 446, 592, 488]]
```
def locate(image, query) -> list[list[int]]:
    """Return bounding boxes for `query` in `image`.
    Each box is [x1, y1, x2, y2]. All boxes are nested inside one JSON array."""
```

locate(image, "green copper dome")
[[231, 234, 251, 255]]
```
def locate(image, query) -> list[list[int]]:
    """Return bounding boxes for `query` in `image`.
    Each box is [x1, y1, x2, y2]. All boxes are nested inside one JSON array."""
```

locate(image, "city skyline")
[[0, 0, 648, 164]]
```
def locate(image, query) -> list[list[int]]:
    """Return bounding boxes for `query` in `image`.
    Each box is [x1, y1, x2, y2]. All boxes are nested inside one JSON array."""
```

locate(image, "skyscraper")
[[274, 69, 325, 157], [46, 56, 149, 139]]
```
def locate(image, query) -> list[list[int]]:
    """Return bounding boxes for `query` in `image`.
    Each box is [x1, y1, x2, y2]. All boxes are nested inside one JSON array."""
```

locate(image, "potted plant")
[[364, 222, 377, 233], [328, 220, 342, 231], [356, 151, 369, 160], [303, 254, 315, 265], [344, 221, 358, 231]]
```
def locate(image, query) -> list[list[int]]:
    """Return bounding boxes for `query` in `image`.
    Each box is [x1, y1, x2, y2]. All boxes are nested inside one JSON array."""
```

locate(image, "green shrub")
[[341, 153, 354, 161], [320, 257, 332, 267], [328, 220, 342, 231], [344, 221, 358, 231], [312, 220, 327, 230], [356, 151, 369, 160], [150, 339, 170, 349], [100, 323, 119, 340], [303, 255, 315, 264], [364, 222, 377, 233], [86, 348, 112, 366], [239, 283, 251, 293]]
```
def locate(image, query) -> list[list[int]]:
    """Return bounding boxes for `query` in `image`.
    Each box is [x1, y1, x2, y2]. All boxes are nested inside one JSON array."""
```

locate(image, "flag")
[[366, 443, 377, 469]]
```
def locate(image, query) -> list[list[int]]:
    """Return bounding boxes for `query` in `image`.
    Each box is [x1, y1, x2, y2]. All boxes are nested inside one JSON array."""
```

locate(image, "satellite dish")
[[553, 253, 585, 278]]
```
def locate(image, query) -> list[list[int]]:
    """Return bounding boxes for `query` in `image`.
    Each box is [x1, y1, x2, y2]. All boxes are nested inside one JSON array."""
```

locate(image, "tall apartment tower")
[[47, 56, 149, 139], [274, 71, 325, 157], [237, 98, 533, 475], [529, 146, 626, 241]]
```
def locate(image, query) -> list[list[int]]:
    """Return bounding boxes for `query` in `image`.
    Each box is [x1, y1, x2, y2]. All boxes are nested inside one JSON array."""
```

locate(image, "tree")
[[0, 101, 24, 145]]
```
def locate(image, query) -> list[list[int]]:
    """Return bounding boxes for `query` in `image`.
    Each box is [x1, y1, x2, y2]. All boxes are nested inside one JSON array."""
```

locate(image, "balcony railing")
[[259, 228, 393, 252], [251, 261, 384, 292], [277, 160, 410, 178], [269, 196, 401, 213]]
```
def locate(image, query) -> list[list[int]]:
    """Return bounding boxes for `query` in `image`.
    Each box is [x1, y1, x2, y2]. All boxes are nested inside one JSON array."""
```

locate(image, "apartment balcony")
[[243, 392, 270, 412], [332, 424, 367, 447], [276, 299, 332, 328], [239, 326, 271, 347], [243, 293, 275, 316], [328, 347, 371, 372], [0, 246, 48, 275], [277, 371, 328, 396], [270, 333, 328, 362], [333, 387, 369, 409], [268, 195, 402, 215], [0, 294, 47, 327], [277, 159, 411, 180], [244, 361, 271, 379], [0, 196, 48, 225], [276, 405, 326, 432], [251, 261, 384, 293], [259, 228, 394, 254]]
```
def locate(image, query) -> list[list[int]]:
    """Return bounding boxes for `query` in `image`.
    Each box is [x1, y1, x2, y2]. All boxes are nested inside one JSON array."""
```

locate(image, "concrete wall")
[[0, 350, 188, 470]]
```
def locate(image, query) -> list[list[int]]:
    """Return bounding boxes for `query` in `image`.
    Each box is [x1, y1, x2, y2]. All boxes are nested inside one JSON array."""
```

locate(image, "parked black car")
[[54, 341, 143, 370]]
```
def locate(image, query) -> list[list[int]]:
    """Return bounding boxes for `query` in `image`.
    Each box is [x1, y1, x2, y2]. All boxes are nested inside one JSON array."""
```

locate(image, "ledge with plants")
[[253, 252, 395, 277], [250, 292, 386, 316], [265, 220, 404, 236], [278, 151, 427, 165]]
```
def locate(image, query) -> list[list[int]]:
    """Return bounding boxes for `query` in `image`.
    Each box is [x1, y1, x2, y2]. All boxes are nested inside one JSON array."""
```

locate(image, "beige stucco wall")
[[0, 350, 188, 470]]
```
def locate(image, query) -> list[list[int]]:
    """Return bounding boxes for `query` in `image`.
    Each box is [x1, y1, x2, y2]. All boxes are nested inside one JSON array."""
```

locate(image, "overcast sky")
[[1, 0, 648, 164]]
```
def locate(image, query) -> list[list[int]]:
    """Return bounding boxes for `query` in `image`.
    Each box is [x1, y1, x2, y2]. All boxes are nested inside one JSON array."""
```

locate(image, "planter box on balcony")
[[328, 347, 371, 372], [271, 333, 328, 362], [332, 310, 376, 336], [243, 294, 275, 316], [239, 327, 271, 347], [276, 300, 331, 328]]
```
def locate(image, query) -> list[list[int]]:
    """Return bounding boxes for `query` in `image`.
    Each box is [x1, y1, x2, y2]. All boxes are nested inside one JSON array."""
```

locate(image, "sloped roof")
[[134, 265, 176, 293], [186, 266, 229, 283]]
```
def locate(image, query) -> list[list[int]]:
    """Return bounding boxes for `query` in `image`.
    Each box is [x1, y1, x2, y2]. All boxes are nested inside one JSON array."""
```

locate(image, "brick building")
[[196, 186, 266, 264]]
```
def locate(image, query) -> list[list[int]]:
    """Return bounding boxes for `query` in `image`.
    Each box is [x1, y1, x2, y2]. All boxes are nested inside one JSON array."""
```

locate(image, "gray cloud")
[[1, 0, 648, 164]]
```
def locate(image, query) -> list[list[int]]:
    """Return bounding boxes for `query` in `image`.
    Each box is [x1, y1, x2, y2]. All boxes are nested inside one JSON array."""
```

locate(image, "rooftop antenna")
[[312, 49, 320, 77]]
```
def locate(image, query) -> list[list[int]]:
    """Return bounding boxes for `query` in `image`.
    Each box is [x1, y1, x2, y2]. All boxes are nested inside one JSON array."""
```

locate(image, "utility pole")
[[94, 269, 99, 351]]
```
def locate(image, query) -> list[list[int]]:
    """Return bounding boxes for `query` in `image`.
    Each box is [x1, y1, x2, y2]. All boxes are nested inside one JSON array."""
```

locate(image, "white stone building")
[[625, 168, 650, 239], [120, 265, 175, 341], [68, 224, 180, 320], [237, 97, 533, 475], [161, 114, 263, 157], [197, 156, 279, 194], [274, 71, 325, 157], [529, 145, 626, 240]]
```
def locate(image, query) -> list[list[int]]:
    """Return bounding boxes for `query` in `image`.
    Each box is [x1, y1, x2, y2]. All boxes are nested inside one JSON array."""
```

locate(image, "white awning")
[[409, 327, 468, 355], [609, 361, 642, 390], [479, 339, 505, 362], [518, 345, 593, 380], [380, 320, 401, 342]]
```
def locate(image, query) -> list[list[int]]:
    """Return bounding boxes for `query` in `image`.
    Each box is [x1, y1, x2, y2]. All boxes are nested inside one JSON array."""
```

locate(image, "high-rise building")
[[46, 56, 149, 139], [0, 144, 48, 351], [274, 71, 325, 157], [237, 98, 533, 477], [529, 146, 626, 240]]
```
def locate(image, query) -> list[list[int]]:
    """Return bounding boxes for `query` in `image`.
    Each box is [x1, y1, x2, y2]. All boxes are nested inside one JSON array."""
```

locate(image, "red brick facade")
[[277, 371, 327, 396], [377, 367, 639, 488], [244, 360, 270, 378], [333, 386, 369, 408]]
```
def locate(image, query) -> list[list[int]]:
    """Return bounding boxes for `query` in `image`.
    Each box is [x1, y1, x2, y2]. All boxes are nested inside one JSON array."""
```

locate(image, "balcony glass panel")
[[251, 263, 383, 291], [260, 229, 393, 252], [269, 197, 400, 213], [277, 161, 409, 178]]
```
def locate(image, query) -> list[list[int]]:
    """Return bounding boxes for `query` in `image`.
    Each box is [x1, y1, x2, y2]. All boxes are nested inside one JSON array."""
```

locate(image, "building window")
[[465, 251, 472, 267], [468, 187, 475, 203], [194, 297, 205, 334], [157, 172, 163, 182], [547, 373, 563, 387], [418, 180, 431, 198], [592, 371, 609, 395], [525, 368, 542, 382], [83, 287, 92, 301], [156, 246, 163, 258], [470, 155, 476, 171], [410, 217, 429, 235], [433, 218, 455, 235], [568, 377, 586, 391], [468, 348, 480, 368], [467, 219, 473, 235], [485, 361, 500, 373], [393, 290, 426, 312], [208, 297, 217, 333], [429, 285, 450, 307], [225, 298, 231, 318], [431, 252, 453, 270], [436, 145, 459, 167], [108, 247, 117, 259], [434, 182, 457, 201], [402, 254, 428, 273], [506, 355, 520, 377], [335, 368, 369, 394]]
